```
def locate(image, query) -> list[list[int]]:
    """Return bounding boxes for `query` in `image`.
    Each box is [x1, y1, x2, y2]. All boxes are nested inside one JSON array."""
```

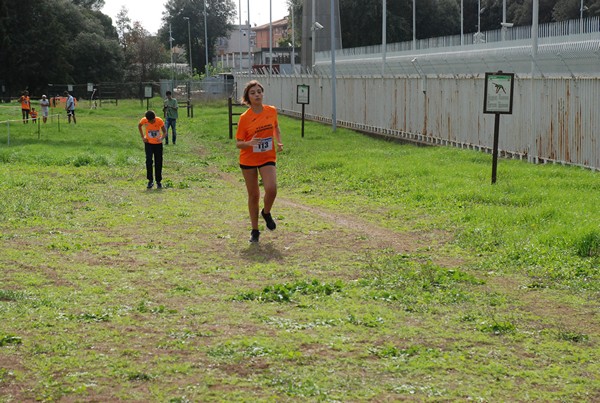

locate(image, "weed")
[[477, 319, 517, 335], [0, 334, 22, 347], [232, 279, 344, 302]]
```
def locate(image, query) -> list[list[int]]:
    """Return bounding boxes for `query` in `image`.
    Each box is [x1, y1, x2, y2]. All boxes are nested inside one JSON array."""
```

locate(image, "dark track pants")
[[144, 142, 163, 183]]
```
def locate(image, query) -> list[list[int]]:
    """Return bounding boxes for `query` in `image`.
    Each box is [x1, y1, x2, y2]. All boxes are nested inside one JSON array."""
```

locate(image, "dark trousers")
[[144, 142, 163, 183]]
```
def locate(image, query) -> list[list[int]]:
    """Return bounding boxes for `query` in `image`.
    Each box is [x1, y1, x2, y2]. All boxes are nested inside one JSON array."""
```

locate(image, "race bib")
[[148, 129, 160, 139], [253, 137, 273, 153]]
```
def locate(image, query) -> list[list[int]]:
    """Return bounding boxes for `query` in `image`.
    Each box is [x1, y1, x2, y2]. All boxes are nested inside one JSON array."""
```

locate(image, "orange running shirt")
[[20, 96, 30, 110], [236, 105, 279, 166], [139, 116, 165, 144]]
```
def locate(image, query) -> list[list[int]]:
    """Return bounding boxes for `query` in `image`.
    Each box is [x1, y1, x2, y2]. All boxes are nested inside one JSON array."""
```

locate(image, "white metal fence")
[[235, 17, 600, 171], [237, 73, 600, 171]]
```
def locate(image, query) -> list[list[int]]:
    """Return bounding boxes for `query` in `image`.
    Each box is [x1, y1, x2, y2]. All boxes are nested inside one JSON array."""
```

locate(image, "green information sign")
[[296, 84, 310, 105], [483, 72, 514, 114]]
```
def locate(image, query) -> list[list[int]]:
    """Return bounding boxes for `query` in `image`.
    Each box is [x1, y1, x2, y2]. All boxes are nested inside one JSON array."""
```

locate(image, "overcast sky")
[[102, 0, 289, 35]]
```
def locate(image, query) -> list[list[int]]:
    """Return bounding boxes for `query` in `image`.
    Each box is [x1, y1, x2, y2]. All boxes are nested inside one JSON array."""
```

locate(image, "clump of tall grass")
[[574, 230, 600, 258]]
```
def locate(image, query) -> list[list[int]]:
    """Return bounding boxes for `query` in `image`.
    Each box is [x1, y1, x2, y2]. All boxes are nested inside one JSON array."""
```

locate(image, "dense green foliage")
[[339, 0, 600, 47], [159, 0, 237, 76], [0, 0, 121, 94]]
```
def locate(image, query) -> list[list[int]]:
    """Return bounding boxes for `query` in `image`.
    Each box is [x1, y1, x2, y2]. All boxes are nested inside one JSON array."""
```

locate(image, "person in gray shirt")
[[163, 91, 178, 144]]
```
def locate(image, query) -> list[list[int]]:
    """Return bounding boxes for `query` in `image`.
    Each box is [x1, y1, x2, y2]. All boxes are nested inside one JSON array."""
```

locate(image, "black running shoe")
[[157, 182, 162, 189], [147, 181, 154, 189], [261, 209, 276, 231], [249, 229, 260, 243]]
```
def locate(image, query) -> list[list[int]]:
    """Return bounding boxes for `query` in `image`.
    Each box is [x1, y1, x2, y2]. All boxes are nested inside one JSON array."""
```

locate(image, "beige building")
[[216, 17, 299, 74]]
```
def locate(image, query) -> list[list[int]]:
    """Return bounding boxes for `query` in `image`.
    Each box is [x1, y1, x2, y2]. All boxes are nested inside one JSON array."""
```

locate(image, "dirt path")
[[215, 168, 599, 335]]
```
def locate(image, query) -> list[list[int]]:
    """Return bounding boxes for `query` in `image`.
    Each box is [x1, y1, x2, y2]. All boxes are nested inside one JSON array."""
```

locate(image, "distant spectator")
[[64, 91, 76, 124], [19, 91, 31, 123], [40, 95, 50, 123], [30, 108, 38, 123], [163, 90, 178, 145]]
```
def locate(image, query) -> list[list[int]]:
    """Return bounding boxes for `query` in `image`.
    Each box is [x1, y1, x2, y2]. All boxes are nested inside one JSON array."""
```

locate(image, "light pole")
[[382, 0, 386, 75], [502, 0, 506, 41], [238, 0, 242, 71], [412, 0, 416, 50], [330, 0, 336, 132], [204, 0, 209, 75], [475, 0, 485, 43], [169, 23, 174, 89], [269, 0, 272, 76], [183, 17, 192, 76], [580, 0, 588, 33], [461, 0, 464, 45], [311, 0, 323, 71], [291, 5, 295, 72], [478, 0, 481, 35], [312, 0, 315, 70], [247, 0, 251, 74]]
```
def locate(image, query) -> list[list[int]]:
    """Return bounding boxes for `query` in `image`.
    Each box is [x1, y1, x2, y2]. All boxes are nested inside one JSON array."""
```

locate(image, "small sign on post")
[[144, 86, 153, 110], [483, 71, 514, 184], [296, 84, 310, 138]]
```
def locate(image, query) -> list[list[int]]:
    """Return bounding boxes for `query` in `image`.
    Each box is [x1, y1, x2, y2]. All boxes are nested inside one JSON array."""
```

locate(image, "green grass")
[[0, 99, 598, 401]]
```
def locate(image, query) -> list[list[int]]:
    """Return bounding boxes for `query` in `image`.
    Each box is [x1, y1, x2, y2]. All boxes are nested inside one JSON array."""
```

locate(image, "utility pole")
[[169, 23, 174, 89], [183, 17, 193, 76], [204, 0, 209, 75]]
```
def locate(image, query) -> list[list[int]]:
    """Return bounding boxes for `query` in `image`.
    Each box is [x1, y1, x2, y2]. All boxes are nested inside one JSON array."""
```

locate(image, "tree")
[[287, 0, 303, 47], [0, 0, 123, 96], [335, 0, 589, 49], [72, 0, 105, 10], [160, 0, 237, 75], [115, 6, 132, 48], [70, 32, 123, 83], [123, 22, 168, 82]]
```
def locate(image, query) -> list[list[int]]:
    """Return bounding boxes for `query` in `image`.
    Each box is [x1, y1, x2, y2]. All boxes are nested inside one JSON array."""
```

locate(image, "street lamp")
[[204, 0, 209, 75], [183, 17, 193, 76]]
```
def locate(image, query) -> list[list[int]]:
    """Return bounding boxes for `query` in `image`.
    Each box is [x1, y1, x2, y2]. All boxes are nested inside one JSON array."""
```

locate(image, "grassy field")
[[0, 98, 598, 402]]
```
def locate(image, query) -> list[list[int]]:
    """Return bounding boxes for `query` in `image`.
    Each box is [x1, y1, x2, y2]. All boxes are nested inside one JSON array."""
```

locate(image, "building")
[[216, 18, 300, 74], [251, 18, 299, 74], [215, 24, 255, 72]]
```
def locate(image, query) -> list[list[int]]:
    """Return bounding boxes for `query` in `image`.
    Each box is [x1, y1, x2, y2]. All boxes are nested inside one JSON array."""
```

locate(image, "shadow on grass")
[[240, 241, 284, 262]]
